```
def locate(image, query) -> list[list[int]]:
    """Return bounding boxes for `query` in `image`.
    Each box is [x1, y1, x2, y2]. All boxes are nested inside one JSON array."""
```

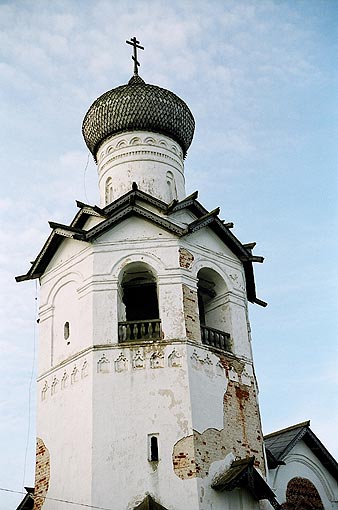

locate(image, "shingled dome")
[[82, 75, 195, 160]]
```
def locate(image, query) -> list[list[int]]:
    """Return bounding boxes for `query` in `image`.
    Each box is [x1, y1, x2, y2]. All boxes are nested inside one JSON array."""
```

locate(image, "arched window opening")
[[197, 268, 230, 352], [123, 276, 158, 322], [118, 262, 161, 342]]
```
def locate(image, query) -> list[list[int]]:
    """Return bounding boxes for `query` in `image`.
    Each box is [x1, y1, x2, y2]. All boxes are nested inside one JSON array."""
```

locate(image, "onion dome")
[[82, 75, 195, 160]]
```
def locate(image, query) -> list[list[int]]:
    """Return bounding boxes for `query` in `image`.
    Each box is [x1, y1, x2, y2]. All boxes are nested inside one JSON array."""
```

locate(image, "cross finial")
[[126, 36, 144, 76]]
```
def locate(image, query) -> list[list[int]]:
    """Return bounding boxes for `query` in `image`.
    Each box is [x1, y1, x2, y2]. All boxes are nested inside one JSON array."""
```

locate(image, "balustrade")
[[118, 319, 162, 342], [201, 325, 231, 351]]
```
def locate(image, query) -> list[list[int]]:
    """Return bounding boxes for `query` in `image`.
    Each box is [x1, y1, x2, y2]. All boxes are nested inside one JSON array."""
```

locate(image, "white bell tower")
[[17, 38, 279, 510]]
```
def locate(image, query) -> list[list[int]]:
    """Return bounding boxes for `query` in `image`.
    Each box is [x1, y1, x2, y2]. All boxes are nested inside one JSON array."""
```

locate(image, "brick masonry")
[[182, 284, 200, 341], [282, 477, 324, 509], [34, 437, 50, 510], [179, 247, 194, 269], [173, 429, 228, 479], [221, 355, 265, 474], [172, 354, 265, 479]]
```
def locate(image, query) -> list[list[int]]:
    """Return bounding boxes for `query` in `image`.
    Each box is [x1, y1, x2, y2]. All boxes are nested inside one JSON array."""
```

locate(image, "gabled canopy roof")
[[133, 494, 168, 510], [211, 457, 281, 509], [15, 487, 34, 510], [16, 185, 266, 306], [264, 421, 338, 481]]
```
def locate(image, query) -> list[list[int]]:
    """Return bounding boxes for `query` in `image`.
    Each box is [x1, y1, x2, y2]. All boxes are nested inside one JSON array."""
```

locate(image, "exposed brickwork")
[[179, 247, 194, 269], [182, 284, 200, 341], [173, 429, 228, 479], [220, 355, 265, 474], [173, 435, 195, 478], [34, 437, 50, 510], [172, 353, 265, 479], [282, 477, 324, 509]]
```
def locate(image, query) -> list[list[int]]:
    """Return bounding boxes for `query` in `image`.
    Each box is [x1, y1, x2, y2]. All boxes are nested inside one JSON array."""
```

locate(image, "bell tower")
[[17, 39, 279, 510]]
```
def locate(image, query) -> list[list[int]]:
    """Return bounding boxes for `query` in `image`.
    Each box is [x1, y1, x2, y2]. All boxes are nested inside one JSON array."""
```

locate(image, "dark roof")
[[133, 495, 168, 510], [16, 186, 266, 306], [264, 421, 338, 481], [16, 487, 34, 510], [211, 457, 281, 508], [82, 75, 195, 160]]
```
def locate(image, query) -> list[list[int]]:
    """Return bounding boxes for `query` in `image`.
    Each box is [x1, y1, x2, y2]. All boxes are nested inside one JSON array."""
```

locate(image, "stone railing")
[[118, 319, 162, 342], [201, 325, 231, 352]]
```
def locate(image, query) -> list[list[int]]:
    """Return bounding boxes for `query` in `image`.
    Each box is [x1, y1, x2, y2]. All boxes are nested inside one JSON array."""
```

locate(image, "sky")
[[0, 0, 337, 507]]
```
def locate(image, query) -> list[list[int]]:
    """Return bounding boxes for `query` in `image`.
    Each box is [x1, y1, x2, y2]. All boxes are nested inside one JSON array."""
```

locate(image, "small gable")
[[93, 215, 178, 244], [45, 236, 89, 274], [186, 225, 241, 262], [133, 495, 168, 510]]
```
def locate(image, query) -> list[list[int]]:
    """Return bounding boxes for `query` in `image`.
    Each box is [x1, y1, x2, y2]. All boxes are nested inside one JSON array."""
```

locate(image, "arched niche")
[[117, 262, 161, 342], [105, 176, 112, 205], [282, 477, 324, 509], [166, 170, 177, 203], [51, 278, 80, 364], [197, 267, 231, 351]]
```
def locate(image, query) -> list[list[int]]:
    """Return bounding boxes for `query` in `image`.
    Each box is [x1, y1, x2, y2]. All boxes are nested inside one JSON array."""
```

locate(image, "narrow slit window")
[[149, 435, 159, 462], [64, 322, 70, 344]]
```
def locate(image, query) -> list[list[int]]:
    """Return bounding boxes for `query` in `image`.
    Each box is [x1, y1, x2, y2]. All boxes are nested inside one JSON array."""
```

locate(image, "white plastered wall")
[[36, 205, 260, 509], [96, 131, 186, 206], [36, 350, 93, 510]]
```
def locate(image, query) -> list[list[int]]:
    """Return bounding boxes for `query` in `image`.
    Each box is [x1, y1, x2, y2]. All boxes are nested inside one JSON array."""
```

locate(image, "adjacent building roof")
[[82, 75, 195, 160], [264, 421, 338, 481], [16, 186, 266, 307]]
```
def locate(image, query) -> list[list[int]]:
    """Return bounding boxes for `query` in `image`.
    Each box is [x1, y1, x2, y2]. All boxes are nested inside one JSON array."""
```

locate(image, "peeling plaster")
[[34, 437, 50, 510], [172, 351, 265, 480], [173, 428, 229, 479]]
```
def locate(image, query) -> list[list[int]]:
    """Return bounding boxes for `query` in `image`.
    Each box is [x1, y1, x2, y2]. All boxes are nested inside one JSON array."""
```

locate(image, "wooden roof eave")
[[168, 196, 256, 261], [103, 188, 168, 217], [211, 457, 279, 506], [16, 188, 267, 308], [303, 428, 338, 481], [175, 204, 266, 307], [16, 202, 185, 283], [70, 201, 106, 229], [15, 225, 88, 283], [166, 190, 199, 213]]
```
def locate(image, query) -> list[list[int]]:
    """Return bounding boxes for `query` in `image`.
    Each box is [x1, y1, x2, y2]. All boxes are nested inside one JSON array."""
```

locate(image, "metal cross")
[[126, 37, 144, 75]]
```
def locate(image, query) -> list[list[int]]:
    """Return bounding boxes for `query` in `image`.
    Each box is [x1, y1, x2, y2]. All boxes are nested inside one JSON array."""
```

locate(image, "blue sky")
[[0, 0, 337, 507]]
